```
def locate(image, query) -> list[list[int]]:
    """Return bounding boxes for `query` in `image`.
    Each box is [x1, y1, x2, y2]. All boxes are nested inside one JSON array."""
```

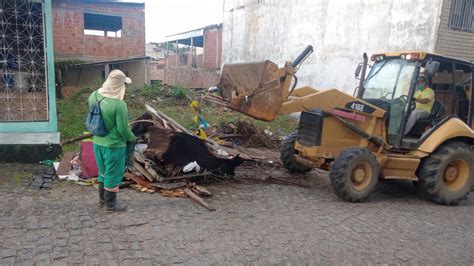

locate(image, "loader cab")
[[358, 52, 474, 149]]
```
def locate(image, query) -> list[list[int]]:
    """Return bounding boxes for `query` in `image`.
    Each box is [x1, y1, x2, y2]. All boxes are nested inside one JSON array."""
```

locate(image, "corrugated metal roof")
[[55, 0, 144, 6], [163, 24, 222, 47]]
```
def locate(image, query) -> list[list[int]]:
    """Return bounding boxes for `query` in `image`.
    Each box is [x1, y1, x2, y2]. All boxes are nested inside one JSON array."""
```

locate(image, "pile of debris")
[[123, 104, 282, 210], [58, 104, 294, 211], [216, 120, 280, 149]]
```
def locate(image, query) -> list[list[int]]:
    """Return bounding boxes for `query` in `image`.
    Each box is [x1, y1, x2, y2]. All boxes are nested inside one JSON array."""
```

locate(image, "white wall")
[[222, 0, 443, 93]]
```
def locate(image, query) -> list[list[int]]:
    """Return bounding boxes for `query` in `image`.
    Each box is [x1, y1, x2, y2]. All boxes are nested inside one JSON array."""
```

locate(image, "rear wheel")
[[280, 131, 312, 173], [417, 142, 472, 205], [329, 148, 379, 202]]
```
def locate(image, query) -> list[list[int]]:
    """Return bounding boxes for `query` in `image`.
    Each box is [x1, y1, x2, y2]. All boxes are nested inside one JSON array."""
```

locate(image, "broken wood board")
[[184, 188, 216, 211], [145, 104, 190, 134], [160, 188, 186, 197], [57, 152, 75, 176], [125, 172, 153, 187], [132, 161, 155, 182], [131, 184, 155, 193], [152, 182, 187, 190], [144, 161, 162, 181], [190, 185, 212, 197], [159, 172, 210, 182], [60, 133, 93, 146]]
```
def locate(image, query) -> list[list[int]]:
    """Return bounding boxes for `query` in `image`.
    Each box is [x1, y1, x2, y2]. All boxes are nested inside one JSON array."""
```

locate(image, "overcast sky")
[[144, 0, 224, 43]]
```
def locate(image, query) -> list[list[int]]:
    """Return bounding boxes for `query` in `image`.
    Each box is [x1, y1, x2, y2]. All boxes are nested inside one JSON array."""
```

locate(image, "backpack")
[[86, 91, 108, 136]]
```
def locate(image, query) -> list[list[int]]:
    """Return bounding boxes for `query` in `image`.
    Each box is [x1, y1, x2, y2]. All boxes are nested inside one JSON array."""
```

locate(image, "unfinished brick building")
[[52, 0, 145, 61], [150, 24, 223, 89], [52, 0, 150, 88]]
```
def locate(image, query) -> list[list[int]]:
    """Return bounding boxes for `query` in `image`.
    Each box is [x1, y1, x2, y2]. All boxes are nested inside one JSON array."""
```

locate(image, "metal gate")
[[0, 0, 48, 121]]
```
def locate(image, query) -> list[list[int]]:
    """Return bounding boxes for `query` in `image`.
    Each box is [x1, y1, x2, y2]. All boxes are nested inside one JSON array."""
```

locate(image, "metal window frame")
[[448, 0, 474, 32], [0, 0, 50, 122]]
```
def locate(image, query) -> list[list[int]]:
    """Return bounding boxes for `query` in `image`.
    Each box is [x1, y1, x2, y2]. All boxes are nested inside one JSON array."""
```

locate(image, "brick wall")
[[163, 67, 220, 88], [52, 0, 145, 61], [150, 61, 165, 81], [166, 53, 203, 68], [435, 0, 474, 61], [203, 25, 222, 69]]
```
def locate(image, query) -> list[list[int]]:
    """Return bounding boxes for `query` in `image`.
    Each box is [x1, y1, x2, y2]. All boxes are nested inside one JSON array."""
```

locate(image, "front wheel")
[[417, 142, 472, 205], [280, 131, 312, 173], [329, 148, 380, 202]]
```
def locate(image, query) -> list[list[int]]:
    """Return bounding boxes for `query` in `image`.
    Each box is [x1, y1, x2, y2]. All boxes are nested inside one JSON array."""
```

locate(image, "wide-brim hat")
[[98, 69, 132, 100]]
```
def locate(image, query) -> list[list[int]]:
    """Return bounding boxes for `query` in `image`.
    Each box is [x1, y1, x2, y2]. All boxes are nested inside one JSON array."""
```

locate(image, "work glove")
[[125, 141, 136, 168]]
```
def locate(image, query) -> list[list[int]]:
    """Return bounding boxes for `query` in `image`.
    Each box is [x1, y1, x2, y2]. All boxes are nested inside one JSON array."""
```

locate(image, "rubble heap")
[[218, 120, 280, 149], [124, 104, 278, 210]]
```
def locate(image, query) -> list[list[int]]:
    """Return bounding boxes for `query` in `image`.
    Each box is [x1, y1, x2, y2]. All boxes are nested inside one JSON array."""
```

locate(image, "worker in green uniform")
[[88, 69, 136, 213]]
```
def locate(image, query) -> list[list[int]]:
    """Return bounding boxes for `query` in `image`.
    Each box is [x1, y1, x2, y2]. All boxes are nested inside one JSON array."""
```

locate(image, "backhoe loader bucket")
[[215, 60, 284, 121]]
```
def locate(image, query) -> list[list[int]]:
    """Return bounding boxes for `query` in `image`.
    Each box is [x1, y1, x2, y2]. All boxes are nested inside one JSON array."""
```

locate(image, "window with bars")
[[0, 0, 49, 122], [449, 0, 474, 32]]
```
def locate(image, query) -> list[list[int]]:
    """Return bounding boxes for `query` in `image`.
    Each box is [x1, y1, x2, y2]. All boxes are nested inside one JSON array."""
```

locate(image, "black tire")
[[280, 131, 312, 173], [417, 141, 473, 205], [329, 148, 380, 202]]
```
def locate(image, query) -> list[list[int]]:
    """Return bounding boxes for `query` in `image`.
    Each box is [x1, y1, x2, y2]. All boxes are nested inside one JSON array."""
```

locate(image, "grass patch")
[[57, 87, 91, 138], [57, 86, 95, 153]]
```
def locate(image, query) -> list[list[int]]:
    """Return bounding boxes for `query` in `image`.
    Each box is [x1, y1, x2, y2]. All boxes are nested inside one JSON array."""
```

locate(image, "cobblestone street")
[[0, 163, 473, 265]]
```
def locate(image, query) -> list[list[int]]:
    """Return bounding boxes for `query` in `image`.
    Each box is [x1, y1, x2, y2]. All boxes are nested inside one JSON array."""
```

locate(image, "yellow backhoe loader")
[[206, 45, 474, 205]]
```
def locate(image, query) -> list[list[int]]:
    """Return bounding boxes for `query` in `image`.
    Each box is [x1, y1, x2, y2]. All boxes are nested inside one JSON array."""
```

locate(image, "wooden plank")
[[129, 119, 164, 128], [160, 188, 186, 197], [124, 172, 152, 187], [193, 185, 212, 197], [134, 152, 147, 164], [152, 182, 187, 190], [57, 152, 75, 175], [132, 161, 155, 182], [145, 161, 163, 181], [160, 172, 211, 182], [131, 184, 155, 193], [184, 188, 216, 211], [145, 104, 191, 134], [60, 133, 93, 146]]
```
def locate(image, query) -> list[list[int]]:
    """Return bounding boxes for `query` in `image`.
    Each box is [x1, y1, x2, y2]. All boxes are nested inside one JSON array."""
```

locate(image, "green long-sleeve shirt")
[[88, 91, 136, 148]]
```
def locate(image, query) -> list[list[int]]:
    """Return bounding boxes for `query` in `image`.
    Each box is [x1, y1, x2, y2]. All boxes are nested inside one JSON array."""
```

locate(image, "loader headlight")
[[370, 54, 385, 61], [401, 53, 420, 61]]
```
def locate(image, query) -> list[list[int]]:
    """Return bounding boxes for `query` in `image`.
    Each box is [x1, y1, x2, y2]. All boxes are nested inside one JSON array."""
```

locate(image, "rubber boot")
[[98, 182, 105, 207], [104, 190, 127, 213]]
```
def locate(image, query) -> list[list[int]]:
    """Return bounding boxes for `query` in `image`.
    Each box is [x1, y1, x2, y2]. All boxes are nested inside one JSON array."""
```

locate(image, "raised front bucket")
[[214, 60, 284, 121]]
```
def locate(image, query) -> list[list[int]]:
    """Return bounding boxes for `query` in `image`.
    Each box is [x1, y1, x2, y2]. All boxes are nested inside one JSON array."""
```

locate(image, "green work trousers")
[[93, 144, 126, 189]]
